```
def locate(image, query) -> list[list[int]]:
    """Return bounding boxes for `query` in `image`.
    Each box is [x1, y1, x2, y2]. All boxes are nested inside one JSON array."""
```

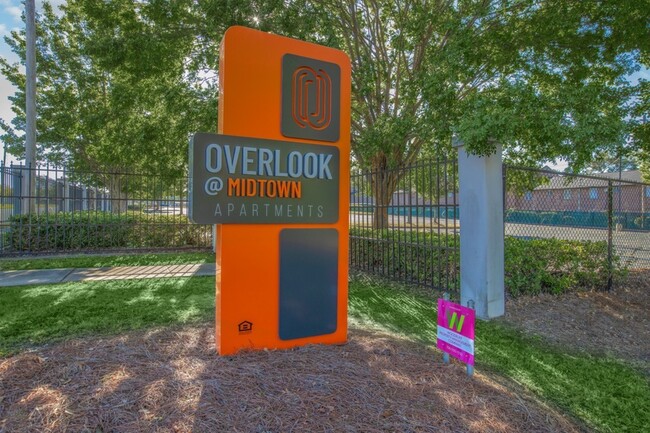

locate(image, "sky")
[[0, 0, 23, 163], [1, 0, 649, 169]]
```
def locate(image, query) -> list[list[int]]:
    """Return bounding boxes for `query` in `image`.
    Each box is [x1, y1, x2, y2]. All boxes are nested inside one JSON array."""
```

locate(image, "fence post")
[[63, 167, 71, 212], [20, 163, 32, 215], [0, 161, 6, 229], [212, 224, 217, 253], [607, 180, 613, 291], [502, 165, 507, 223], [642, 185, 646, 229]]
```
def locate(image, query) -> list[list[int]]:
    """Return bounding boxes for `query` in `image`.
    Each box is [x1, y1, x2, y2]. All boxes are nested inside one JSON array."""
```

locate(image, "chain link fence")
[[0, 162, 212, 256], [350, 161, 647, 294], [504, 166, 650, 282]]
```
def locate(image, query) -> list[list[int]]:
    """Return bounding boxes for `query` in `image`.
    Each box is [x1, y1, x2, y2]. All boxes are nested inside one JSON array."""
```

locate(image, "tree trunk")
[[370, 158, 401, 230], [106, 173, 128, 213]]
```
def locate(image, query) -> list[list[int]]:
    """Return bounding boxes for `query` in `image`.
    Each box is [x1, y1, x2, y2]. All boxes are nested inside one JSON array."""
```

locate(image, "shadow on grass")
[[0, 276, 215, 353]]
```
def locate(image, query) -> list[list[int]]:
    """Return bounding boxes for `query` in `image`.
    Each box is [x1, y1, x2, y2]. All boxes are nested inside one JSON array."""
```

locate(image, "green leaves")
[[503, 237, 618, 296], [320, 0, 646, 171], [1, 0, 213, 178], [1, 0, 646, 182], [6, 211, 211, 252]]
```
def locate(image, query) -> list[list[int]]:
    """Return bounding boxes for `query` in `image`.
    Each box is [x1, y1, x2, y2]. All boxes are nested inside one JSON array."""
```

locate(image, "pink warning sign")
[[437, 299, 475, 366]]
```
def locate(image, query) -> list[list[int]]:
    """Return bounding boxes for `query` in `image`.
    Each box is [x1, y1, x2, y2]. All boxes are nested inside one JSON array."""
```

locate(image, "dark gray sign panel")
[[189, 133, 340, 224], [281, 54, 341, 142], [279, 228, 339, 340]]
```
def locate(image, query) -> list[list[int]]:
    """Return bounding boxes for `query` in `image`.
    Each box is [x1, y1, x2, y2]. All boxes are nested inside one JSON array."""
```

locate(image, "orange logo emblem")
[[281, 54, 340, 142]]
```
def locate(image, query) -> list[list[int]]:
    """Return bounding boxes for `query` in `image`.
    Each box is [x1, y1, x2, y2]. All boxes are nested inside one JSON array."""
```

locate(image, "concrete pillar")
[[454, 138, 505, 319]]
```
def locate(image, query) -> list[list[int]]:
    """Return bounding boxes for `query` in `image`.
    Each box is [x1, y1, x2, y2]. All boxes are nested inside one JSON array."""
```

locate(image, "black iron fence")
[[504, 166, 650, 276], [3, 158, 645, 293], [349, 161, 647, 295], [0, 162, 212, 256], [349, 158, 460, 293]]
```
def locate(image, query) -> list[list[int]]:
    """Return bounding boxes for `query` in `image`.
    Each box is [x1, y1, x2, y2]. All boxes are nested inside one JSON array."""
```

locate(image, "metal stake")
[[442, 291, 450, 364], [467, 299, 475, 377]]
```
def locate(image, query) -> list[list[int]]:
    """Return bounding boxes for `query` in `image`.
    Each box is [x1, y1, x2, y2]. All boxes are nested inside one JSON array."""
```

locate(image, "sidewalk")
[[0, 263, 217, 288]]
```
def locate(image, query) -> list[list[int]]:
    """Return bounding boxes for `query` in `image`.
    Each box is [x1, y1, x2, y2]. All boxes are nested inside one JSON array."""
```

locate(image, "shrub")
[[349, 228, 623, 297], [633, 215, 650, 230], [6, 212, 135, 251], [503, 237, 621, 296], [5, 211, 211, 252], [129, 214, 211, 248]]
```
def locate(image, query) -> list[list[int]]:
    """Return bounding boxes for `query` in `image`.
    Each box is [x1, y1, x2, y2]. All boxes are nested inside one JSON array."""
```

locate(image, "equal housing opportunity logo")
[[281, 54, 341, 142]]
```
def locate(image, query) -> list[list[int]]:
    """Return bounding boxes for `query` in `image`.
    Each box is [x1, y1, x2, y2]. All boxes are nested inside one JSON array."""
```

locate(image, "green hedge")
[[350, 228, 460, 289], [350, 228, 623, 296], [503, 237, 622, 296], [5, 211, 211, 252]]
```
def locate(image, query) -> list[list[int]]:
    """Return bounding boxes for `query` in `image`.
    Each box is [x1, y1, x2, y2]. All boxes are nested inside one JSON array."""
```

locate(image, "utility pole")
[[23, 0, 37, 213], [618, 148, 623, 223], [1, 143, 5, 205]]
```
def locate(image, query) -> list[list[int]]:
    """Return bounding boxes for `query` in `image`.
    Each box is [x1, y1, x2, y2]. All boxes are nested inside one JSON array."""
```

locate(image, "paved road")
[[350, 212, 650, 268], [349, 212, 459, 230]]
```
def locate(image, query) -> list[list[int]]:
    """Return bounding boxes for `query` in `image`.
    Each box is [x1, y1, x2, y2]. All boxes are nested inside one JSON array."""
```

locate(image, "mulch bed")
[[0, 326, 582, 433], [502, 269, 650, 376]]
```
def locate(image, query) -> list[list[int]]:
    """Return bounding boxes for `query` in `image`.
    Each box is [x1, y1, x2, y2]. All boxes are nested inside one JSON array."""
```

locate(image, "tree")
[[581, 148, 639, 174], [640, 159, 650, 183], [631, 74, 649, 182], [311, 0, 647, 227], [0, 0, 215, 209], [0, 0, 321, 208], [2, 0, 647, 223]]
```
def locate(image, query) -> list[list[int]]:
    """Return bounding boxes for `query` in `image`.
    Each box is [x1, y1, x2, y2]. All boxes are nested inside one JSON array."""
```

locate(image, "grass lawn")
[[0, 276, 215, 354], [0, 251, 214, 271], [348, 279, 650, 433], [0, 273, 647, 433]]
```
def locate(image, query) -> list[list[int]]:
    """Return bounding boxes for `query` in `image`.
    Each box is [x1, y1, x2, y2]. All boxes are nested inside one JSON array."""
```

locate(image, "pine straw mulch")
[[0, 326, 584, 433], [501, 269, 650, 376]]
